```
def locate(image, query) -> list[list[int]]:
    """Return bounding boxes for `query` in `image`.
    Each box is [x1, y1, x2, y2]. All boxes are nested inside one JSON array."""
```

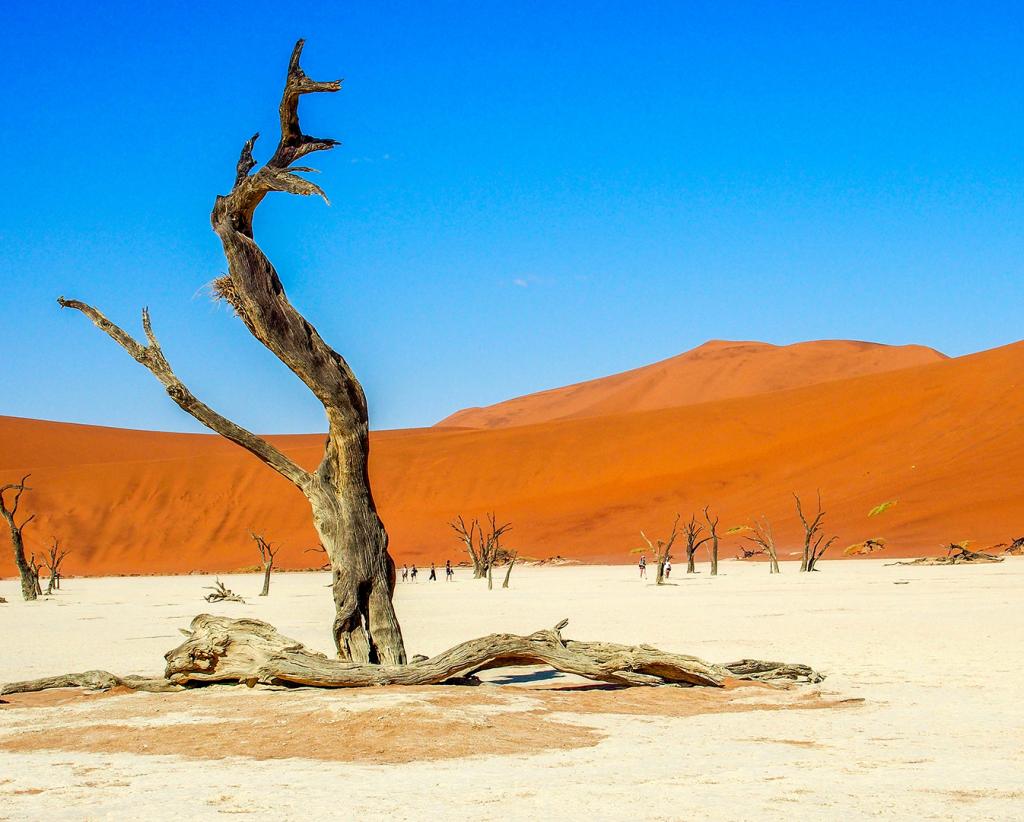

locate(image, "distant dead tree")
[[304, 544, 330, 571], [1, 475, 37, 600], [844, 538, 888, 556], [43, 538, 71, 595], [731, 517, 781, 573], [449, 514, 513, 586], [204, 578, 246, 603], [252, 534, 281, 597], [450, 516, 483, 577], [637, 514, 681, 585], [794, 492, 836, 572], [59, 41, 405, 664], [704, 506, 720, 576], [683, 514, 711, 574], [28, 552, 44, 596], [502, 550, 518, 588]]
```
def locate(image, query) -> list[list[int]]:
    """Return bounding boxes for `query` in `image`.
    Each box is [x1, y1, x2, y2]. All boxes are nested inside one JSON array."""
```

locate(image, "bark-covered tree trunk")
[[1, 477, 36, 601], [260, 564, 272, 597], [684, 515, 709, 574], [705, 507, 719, 576], [58, 41, 405, 664], [502, 555, 516, 588]]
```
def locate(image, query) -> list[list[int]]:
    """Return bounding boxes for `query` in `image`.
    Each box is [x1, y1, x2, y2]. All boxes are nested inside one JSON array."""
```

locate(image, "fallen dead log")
[[1, 615, 823, 695], [887, 546, 1004, 566], [1, 670, 180, 696]]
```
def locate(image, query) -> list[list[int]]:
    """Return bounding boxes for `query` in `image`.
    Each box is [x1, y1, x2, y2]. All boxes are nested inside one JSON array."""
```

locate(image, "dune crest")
[[436, 339, 946, 429]]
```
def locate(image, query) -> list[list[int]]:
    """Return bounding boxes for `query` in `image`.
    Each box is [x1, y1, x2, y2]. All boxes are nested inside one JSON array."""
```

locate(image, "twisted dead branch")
[[1, 615, 824, 695], [204, 578, 246, 603]]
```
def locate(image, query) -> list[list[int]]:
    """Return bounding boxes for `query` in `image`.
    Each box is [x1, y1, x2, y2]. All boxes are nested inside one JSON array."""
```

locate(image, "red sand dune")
[[2, 339, 1021, 576], [437, 339, 946, 428]]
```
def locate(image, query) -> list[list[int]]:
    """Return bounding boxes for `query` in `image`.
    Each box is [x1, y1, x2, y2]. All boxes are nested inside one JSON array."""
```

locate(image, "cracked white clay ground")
[[2, 559, 1022, 820]]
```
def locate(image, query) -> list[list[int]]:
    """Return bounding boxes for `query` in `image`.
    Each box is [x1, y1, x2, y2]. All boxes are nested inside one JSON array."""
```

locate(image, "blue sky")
[[1, 1, 1021, 432]]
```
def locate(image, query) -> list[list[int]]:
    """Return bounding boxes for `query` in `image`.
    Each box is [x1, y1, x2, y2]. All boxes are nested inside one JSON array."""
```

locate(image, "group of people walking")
[[401, 560, 455, 582]]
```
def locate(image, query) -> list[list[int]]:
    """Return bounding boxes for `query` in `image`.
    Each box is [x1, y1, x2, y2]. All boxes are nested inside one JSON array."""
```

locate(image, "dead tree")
[[704, 506, 720, 576], [684, 514, 711, 574], [0, 476, 37, 600], [13, 42, 827, 698], [450, 513, 512, 583], [204, 578, 246, 603], [43, 538, 71, 595], [450, 516, 484, 577], [28, 552, 43, 596], [251, 533, 281, 596], [736, 517, 781, 573], [502, 551, 518, 588], [58, 41, 405, 664], [639, 514, 681, 585], [794, 492, 836, 572]]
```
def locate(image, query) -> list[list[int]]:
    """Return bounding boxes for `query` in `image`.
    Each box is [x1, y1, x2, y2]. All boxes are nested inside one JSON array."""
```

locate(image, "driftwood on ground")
[[887, 545, 1004, 566], [204, 578, 246, 603], [1, 615, 824, 695]]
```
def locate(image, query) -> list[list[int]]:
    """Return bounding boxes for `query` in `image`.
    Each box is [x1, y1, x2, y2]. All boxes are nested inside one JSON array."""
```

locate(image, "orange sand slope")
[[437, 339, 946, 428], [1, 339, 1021, 576]]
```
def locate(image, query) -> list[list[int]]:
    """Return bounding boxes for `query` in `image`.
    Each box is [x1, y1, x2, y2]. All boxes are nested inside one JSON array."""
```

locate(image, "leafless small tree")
[[704, 506, 720, 576], [731, 517, 781, 573], [204, 578, 245, 603], [794, 491, 837, 572], [684, 514, 711, 574], [43, 538, 71, 595], [1, 475, 37, 600], [252, 533, 281, 596], [449, 513, 512, 585], [450, 516, 483, 577]]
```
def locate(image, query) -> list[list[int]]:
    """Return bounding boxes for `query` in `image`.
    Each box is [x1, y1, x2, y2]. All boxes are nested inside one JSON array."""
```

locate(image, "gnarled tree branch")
[[1, 615, 824, 695], [56, 299, 310, 489]]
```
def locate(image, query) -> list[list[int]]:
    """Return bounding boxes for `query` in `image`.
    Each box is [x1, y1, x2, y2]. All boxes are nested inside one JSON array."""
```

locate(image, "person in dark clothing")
[[410, 564, 418, 582], [445, 559, 454, 580], [429, 562, 437, 581]]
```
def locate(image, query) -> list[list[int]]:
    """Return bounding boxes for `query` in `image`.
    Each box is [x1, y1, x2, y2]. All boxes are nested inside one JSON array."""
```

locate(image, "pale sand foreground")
[[1, 559, 1022, 820]]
